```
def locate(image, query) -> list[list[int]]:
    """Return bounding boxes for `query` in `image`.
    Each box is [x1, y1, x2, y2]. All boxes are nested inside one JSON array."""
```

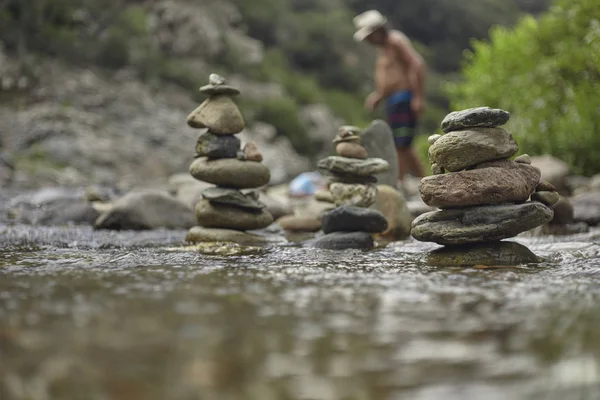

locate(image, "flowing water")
[[2, 202, 600, 399]]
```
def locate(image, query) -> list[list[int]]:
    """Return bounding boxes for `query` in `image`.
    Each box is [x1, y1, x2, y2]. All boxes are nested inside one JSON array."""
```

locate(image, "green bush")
[[447, 0, 600, 175]]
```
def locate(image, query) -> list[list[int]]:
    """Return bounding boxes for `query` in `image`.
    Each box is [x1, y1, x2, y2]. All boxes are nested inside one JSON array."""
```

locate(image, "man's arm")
[[390, 32, 426, 113]]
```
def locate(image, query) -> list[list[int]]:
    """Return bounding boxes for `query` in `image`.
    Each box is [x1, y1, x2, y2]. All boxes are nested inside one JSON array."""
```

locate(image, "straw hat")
[[353, 10, 387, 42]]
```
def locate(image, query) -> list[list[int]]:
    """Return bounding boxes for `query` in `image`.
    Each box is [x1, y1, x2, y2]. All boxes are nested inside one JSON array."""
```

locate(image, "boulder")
[[359, 120, 399, 187], [411, 201, 554, 245], [530, 155, 570, 195], [572, 191, 600, 226], [428, 127, 518, 172], [330, 183, 377, 207], [441, 107, 510, 133], [428, 241, 539, 267], [187, 95, 245, 134], [186, 226, 266, 245], [419, 161, 540, 209], [95, 190, 195, 230], [311, 231, 374, 250], [321, 206, 388, 234], [370, 185, 413, 241], [318, 156, 389, 177], [195, 131, 240, 159], [189, 158, 270, 189], [195, 199, 273, 230]]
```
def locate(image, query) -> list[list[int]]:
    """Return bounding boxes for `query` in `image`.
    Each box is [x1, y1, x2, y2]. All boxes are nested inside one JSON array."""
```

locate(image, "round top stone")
[[338, 125, 362, 136], [209, 73, 226, 86], [200, 73, 240, 96]]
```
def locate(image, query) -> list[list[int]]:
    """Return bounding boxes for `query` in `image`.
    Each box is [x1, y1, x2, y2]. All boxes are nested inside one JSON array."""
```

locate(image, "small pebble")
[[428, 134, 442, 145], [515, 154, 532, 165]]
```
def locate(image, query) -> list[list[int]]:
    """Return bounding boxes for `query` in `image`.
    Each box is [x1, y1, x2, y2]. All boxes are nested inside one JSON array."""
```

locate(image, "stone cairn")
[[411, 107, 559, 266], [312, 126, 390, 250], [185, 74, 273, 245]]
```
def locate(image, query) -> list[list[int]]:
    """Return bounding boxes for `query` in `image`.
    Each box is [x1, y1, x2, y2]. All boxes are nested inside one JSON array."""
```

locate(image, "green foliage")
[[448, 0, 600, 175]]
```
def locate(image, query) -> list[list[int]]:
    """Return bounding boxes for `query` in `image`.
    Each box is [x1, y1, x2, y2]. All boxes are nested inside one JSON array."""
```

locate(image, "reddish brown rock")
[[335, 142, 368, 159]]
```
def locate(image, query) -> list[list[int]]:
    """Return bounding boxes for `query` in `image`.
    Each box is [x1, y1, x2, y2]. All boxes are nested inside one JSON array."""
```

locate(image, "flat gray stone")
[[195, 131, 240, 159], [411, 201, 554, 245], [441, 107, 510, 133], [311, 231, 374, 250], [189, 158, 270, 189], [318, 156, 389, 178], [199, 84, 240, 96], [195, 199, 273, 231], [186, 226, 266, 245], [428, 241, 540, 267], [201, 187, 265, 210], [360, 120, 399, 187], [322, 206, 388, 234], [429, 127, 518, 172]]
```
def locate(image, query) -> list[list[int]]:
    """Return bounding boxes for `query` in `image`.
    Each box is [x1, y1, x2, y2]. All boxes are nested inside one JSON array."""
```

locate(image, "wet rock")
[[335, 142, 368, 159], [318, 156, 389, 177], [186, 226, 266, 245], [311, 231, 374, 250], [370, 185, 413, 241], [411, 201, 554, 245], [534, 222, 589, 236], [429, 128, 518, 172], [515, 154, 532, 165], [330, 183, 377, 207], [186, 95, 245, 134], [12, 198, 101, 226], [420, 162, 541, 208], [322, 206, 388, 234], [531, 191, 560, 207], [243, 141, 263, 162], [201, 187, 265, 210], [95, 190, 195, 230], [195, 131, 240, 159], [530, 155, 570, 195], [550, 196, 574, 225], [441, 107, 510, 133], [195, 199, 273, 230], [428, 242, 539, 267], [360, 120, 399, 187], [277, 216, 322, 233], [572, 191, 600, 226], [189, 158, 270, 189]]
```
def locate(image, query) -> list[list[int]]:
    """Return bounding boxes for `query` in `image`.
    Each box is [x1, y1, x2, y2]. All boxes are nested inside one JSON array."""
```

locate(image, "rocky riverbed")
[[2, 187, 600, 399]]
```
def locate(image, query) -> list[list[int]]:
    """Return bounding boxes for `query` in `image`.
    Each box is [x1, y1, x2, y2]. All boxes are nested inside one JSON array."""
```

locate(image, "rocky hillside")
[[0, 0, 548, 189]]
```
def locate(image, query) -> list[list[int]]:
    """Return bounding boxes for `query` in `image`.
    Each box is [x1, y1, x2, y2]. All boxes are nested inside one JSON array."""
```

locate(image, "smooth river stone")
[[186, 226, 266, 245], [336, 142, 368, 159], [201, 187, 265, 210], [199, 84, 240, 96], [318, 156, 389, 177], [427, 241, 539, 267], [195, 200, 273, 231], [330, 183, 377, 207], [441, 107, 510, 133], [187, 95, 245, 134], [410, 201, 554, 245], [243, 141, 263, 162], [419, 161, 541, 209], [531, 191, 560, 207], [195, 132, 240, 159], [311, 231, 374, 250], [428, 127, 518, 172], [321, 206, 388, 234], [189, 158, 270, 189]]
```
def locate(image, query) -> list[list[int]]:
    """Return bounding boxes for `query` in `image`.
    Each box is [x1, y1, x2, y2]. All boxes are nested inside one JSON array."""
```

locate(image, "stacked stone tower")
[[312, 126, 390, 250], [185, 74, 273, 245], [411, 107, 558, 266]]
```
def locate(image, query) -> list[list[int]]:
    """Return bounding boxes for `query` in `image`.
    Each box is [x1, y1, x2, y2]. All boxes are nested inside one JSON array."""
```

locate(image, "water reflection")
[[1, 224, 600, 399]]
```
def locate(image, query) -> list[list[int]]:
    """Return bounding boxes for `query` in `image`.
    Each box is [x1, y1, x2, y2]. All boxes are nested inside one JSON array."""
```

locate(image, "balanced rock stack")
[[185, 74, 273, 245], [411, 107, 556, 266], [312, 126, 390, 250]]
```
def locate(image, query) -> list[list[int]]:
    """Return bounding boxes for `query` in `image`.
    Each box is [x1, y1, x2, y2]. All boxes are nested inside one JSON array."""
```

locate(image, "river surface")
[[2, 207, 600, 399]]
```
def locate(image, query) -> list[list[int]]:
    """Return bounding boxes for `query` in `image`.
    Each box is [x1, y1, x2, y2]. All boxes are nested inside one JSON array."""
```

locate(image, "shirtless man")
[[353, 10, 426, 182]]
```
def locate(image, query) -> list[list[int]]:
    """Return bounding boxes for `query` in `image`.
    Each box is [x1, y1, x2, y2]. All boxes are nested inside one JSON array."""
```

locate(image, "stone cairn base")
[[185, 74, 272, 246], [311, 126, 390, 250], [411, 107, 558, 266]]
